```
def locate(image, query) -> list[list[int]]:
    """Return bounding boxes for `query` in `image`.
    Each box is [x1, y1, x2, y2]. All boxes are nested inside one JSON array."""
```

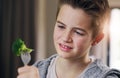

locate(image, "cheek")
[[74, 39, 85, 49], [74, 37, 91, 50], [53, 27, 62, 41]]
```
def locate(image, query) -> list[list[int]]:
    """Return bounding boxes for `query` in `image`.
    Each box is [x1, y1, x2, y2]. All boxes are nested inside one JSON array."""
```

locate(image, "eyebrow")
[[56, 20, 67, 26], [56, 20, 87, 33]]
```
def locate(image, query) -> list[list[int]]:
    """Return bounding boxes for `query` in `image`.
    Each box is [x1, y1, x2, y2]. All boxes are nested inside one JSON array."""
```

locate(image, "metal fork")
[[21, 52, 31, 65]]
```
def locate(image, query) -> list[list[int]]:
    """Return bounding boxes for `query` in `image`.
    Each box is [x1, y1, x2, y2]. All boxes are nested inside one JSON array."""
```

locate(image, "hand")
[[17, 65, 40, 78]]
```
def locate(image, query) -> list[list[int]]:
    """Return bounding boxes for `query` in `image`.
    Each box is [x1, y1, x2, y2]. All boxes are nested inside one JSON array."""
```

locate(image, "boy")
[[17, 0, 120, 78]]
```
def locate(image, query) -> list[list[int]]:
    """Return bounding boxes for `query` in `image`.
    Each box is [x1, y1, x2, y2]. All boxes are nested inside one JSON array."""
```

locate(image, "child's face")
[[54, 4, 94, 60]]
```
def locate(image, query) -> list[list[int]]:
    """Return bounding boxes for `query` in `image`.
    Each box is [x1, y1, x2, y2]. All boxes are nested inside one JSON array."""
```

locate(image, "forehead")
[[57, 4, 92, 30]]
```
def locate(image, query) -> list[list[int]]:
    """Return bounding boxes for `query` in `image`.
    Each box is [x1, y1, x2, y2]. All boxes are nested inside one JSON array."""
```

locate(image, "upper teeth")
[[62, 45, 70, 49]]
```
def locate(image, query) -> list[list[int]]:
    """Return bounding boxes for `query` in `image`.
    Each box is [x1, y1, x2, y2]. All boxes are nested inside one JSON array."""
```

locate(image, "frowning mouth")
[[59, 43, 73, 52]]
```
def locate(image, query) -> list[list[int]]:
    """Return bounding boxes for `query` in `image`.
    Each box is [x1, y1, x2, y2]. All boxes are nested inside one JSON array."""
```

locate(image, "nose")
[[62, 30, 72, 43]]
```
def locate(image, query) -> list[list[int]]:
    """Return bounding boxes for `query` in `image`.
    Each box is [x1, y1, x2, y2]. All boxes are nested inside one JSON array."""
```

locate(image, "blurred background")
[[0, 0, 120, 78]]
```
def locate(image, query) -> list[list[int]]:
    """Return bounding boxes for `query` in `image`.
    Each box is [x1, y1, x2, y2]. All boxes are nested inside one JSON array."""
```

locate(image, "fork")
[[21, 52, 31, 65]]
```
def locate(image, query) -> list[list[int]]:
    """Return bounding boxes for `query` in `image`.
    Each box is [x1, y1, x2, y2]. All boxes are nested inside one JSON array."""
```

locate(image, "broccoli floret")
[[12, 38, 33, 56]]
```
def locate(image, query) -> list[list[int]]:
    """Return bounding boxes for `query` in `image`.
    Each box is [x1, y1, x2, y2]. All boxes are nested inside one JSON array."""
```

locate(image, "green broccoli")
[[12, 38, 33, 56]]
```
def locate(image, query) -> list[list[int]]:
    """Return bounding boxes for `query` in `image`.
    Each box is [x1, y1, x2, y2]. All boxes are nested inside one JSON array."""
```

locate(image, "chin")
[[57, 51, 74, 59]]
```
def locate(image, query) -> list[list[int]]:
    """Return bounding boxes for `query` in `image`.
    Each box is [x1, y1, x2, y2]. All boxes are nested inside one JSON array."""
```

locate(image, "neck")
[[56, 56, 91, 78], [57, 56, 91, 68]]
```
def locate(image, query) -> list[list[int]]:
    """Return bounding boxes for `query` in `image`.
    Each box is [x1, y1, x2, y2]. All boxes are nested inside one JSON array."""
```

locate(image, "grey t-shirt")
[[34, 54, 120, 78]]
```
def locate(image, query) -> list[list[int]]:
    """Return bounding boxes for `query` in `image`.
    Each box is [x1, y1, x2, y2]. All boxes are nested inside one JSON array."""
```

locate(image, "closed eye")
[[74, 30, 85, 36], [56, 20, 66, 29], [58, 25, 65, 29]]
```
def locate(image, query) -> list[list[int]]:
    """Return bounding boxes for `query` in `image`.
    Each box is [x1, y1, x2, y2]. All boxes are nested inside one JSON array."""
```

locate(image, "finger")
[[18, 65, 30, 74], [17, 66, 39, 78], [17, 71, 31, 78], [18, 66, 39, 74]]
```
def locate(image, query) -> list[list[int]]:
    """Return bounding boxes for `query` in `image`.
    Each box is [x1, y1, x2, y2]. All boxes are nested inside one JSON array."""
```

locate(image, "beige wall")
[[108, 0, 120, 7], [35, 0, 58, 60], [46, 0, 59, 57]]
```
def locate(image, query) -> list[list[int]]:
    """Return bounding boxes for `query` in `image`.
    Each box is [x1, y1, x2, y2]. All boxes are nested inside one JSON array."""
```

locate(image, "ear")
[[92, 33, 104, 46]]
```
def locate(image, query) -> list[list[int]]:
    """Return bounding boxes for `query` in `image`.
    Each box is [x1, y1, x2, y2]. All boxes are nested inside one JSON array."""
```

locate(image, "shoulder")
[[90, 59, 120, 78], [33, 54, 57, 68], [102, 69, 120, 78], [83, 59, 120, 78], [95, 60, 120, 78], [33, 54, 58, 78]]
